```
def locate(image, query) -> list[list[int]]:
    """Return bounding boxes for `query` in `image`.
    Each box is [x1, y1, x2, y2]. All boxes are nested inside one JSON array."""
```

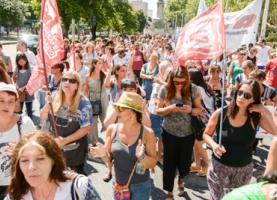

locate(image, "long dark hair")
[[227, 79, 261, 127], [0, 66, 9, 83], [189, 68, 214, 97], [165, 66, 190, 103], [89, 57, 106, 87], [16, 53, 29, 70]]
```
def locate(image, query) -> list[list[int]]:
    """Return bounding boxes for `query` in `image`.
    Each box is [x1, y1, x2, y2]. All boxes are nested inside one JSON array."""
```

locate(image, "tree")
[[164, 0, 187, 28], [0, 0, 30, 26], [136, 10, 147, 33]]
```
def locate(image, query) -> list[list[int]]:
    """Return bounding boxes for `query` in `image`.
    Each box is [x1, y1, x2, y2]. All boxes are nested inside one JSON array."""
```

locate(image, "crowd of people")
[[0, 33, 277, 200]]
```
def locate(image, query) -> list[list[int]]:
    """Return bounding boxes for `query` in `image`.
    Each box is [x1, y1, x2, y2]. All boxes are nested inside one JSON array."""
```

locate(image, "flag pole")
[[260, 0, 270, 39], [218, 0, 228, 146], [40, 1, 59, 138]]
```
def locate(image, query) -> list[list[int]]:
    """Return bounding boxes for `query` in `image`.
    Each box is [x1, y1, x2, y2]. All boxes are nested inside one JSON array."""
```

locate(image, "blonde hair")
[[150, 52, 158, 60], [250, 47, 257, 54], [53, 70, 82, 114], [85, 42, 95, 53], [185, 60, 196, 67]]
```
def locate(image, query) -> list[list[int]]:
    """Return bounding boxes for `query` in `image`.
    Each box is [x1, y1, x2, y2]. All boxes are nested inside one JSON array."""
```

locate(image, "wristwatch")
[[138, 153, 146, 161]]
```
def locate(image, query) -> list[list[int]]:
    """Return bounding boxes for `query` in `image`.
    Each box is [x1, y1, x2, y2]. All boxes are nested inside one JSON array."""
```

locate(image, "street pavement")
[[2, 43, 273, 200]]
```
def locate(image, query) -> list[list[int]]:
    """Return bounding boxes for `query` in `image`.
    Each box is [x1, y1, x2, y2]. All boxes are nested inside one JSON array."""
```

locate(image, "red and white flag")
[[26, 0, 64, 95], [66, 42, 76, 71], [173, 0, 225, 68]]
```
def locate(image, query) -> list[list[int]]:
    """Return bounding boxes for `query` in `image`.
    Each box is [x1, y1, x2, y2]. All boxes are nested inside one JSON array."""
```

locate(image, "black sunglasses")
[[174, 80, 187, 86], [236, 90, 253, 99], [61, 78, 78, 84]]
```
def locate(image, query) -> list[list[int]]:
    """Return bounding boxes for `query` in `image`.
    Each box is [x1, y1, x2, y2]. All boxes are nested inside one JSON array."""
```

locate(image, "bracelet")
[[138, 153, 145, 161], [102, 150, 110, 158]]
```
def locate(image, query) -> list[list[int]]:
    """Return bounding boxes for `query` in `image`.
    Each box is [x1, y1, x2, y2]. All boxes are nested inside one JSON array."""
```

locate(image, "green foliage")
[[164, 0, 187, 27], [136, 10, 147, 33], [0, 0, 30, 26], [265, 33, 277, 42]]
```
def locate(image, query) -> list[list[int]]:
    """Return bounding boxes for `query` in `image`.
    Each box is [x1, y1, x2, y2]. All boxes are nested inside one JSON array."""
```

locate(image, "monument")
[[144, 0, 174, 36]]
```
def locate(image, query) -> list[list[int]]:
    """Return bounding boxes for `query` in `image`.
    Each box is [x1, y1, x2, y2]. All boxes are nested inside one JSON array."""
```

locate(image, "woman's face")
[[94, 60, 103, 71], [238, 51, 246, 61], [88, 45, 94, 53], [51, 66, 60, 75], [116, 66, 127, 79], [236, 84, 254, 108], [150, 56, 158, 65], [173, 77, 187, 91], [242, 64, 252, 75], [18, 58, 27, 67], [210, 68, 220, 77], [0, 92, 16, 116], [117, 107, 134, 123], [61, 74, 78, 94], [19, 145, 53, 187], [64, 41, 69, 48]]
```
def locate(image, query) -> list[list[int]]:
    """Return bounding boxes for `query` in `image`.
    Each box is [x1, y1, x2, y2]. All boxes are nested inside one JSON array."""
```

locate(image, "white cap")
[[0, 82, 19, 98]]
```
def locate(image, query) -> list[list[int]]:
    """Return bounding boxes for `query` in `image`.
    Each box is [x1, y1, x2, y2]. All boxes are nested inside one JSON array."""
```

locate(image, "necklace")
[[32, 183, 55, 200]]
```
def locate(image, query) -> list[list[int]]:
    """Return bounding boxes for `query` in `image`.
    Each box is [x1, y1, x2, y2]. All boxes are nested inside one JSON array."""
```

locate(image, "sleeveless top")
[[214, 106, 256, 167], [88, 78, 107, 102], [111, 124, 149, 185], [247, 55, 256, 65], [17, 67, 34, 102]]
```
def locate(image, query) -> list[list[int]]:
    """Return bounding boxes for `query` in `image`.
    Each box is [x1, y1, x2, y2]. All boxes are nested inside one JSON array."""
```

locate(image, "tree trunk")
[[91, 24, 97, 40], [63, 19, 70, 39]]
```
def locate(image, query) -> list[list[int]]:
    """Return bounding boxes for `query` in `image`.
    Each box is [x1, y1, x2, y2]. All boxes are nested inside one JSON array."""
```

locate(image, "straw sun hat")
[[113, 92, 143, 113]]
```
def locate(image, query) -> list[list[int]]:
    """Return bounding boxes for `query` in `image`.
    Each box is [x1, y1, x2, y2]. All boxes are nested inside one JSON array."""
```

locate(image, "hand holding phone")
[[176, 104, 183, 107]]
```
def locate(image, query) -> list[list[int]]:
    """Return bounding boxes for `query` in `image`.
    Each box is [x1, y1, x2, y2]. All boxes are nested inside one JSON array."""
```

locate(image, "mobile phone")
[[176, 104, 183, 107], [88, 143, 96, 151]]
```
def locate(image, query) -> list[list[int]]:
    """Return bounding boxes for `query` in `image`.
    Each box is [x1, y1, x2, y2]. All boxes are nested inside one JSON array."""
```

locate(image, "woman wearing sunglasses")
[[205, 64, 227, 96], [156, 66, 202, 200], [249, 69, 277, 152], [203, 79, 277, 200], [90, 92, 156, 200], [84, 57, 108, 145], [40, 70, 93, 175], [102, 78, 151, 182]]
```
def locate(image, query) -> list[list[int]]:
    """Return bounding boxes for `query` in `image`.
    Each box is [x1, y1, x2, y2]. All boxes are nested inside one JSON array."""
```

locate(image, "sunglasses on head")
[[61, 78, 78, 84], [236, 90, 253, 99], [211, 70, 220, 73], [173, 80, 187, 86], [114, 105, 127, 112], [121, 78, 134, 83]]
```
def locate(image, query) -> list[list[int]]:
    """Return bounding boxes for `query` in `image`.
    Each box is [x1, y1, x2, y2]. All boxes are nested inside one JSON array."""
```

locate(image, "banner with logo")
[[173, 0, 225, 67], [224, 0, 262, 52]]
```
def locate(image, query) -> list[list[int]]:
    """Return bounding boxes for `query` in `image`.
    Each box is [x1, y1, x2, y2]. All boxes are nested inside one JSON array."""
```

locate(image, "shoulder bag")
[[190, 84, 206, 141], [90, 81, 102, 116]]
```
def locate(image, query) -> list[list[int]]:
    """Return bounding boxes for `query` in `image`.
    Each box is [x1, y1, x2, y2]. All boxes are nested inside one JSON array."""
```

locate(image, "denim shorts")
[[129, 178, 151, 200], [150, 113, 163, 138]]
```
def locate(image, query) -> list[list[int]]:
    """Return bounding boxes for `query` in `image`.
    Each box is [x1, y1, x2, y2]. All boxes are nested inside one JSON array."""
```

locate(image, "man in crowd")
[[17, 40, 36, 66], [257, 38, 271, 70], [132, 42, 147, 85], [265, 51, 277, 92], [0, 42, 13, 77]]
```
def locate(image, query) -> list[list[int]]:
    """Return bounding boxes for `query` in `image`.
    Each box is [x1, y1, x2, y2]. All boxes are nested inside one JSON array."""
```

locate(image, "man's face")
[[17, 43, 25, 52], [118, 51, 125, 58]]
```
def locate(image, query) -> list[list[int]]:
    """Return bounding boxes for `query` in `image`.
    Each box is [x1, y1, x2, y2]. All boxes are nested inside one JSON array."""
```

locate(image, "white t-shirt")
[[0, 116, 36, 186], [153, 48, 165, 62], [23, 50, 37, 66], [77, 65, 89, 87], [198, 86, 214, 114], [257, 45, 270, 66], [148, 83, 161, 114]]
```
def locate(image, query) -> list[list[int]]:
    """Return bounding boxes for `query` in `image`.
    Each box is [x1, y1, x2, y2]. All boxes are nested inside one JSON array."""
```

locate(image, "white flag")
[[224, 0, 262, 52], [197, 0, 207, 15]]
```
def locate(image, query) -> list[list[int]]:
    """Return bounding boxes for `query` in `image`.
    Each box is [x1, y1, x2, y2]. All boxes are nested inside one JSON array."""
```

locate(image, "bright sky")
[[144, 0, 158, 18]]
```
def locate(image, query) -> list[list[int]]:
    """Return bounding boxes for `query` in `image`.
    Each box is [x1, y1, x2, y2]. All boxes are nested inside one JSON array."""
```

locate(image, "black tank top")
[[214, 106, 256, 167], [247, 56, 256, 65]]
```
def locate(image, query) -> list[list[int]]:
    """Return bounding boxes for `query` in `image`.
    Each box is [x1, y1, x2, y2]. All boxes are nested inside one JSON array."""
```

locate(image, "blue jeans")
[[129, 178, 151, 200], [150, 113, 163, 138], [37, 90, 46, 110], [257, 65, 265, 70], [20, 102, 33, 119]]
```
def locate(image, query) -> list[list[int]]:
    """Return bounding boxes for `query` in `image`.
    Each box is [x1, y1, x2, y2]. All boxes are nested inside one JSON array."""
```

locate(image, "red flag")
[[39, 0, 64, 70], [26, 58, 48, 96], [173, 0, 225, 68], [66, 42, 76, 71]]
